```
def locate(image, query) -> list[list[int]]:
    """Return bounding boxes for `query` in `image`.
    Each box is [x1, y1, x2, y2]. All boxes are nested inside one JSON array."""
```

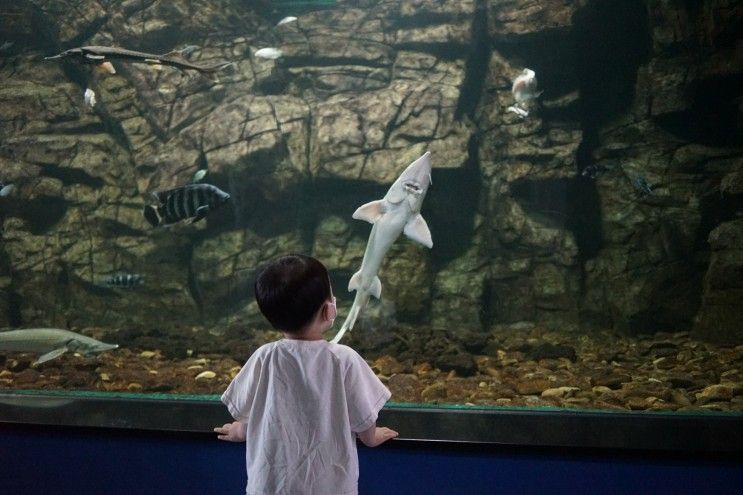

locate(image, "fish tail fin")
[[143, 205, 162, 227], [330, 292, 367, 344]]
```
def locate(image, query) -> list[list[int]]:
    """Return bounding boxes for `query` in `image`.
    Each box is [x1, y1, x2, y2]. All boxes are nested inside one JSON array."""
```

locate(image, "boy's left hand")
[[214, 421, 247, 442]]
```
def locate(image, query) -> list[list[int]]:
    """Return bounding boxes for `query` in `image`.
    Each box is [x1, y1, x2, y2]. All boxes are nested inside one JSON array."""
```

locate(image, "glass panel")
[[0, 0, 741, 423]]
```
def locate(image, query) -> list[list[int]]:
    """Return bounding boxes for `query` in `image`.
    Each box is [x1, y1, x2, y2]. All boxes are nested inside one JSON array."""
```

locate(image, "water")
[[0, 0, 741, 413]]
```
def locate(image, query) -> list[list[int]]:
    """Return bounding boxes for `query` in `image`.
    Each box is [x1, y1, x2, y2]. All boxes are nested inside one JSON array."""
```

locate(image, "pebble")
[[695, 384, 734, 403], [541, 386, 579, 398], [421, 382, 447, 401], [99, 373, 111, 381], [140, 351, 157, 358], [7, 359, 29, 372], [195, 371, 216, 380], [14, 368, 41, 385], [127, 383, 143, 391], [372, 355, 406, 375]]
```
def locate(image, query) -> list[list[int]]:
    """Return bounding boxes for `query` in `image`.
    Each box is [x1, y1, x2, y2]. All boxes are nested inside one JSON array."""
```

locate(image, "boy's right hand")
[[214, 421, 247, 442]]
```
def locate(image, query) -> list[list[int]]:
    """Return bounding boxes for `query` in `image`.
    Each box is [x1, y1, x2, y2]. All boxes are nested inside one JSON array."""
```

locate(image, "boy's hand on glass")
[[214, 421, 247, 442], [357, 425, 398, 447]]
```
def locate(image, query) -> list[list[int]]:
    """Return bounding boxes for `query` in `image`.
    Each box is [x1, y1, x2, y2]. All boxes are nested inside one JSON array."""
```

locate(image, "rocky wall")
[[0, 0, 740, 349]]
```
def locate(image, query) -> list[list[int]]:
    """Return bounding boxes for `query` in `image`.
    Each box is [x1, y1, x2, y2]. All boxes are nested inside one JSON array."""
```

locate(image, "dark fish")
[[144, 183, 230, 227], [581, 164, 609, 179], [632, 175, 654, 196], [44, 45, 231, 76], [104, 273, 144, 288]]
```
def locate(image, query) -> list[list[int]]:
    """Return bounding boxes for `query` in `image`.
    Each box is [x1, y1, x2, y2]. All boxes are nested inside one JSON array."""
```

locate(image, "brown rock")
[[387, 374, 422, 402], [695, 384, 734, 404], [14, 368, 41, 385], [515, 378, 553, 395], [371, 355, 406, 376], [421, 382, 447, 402]]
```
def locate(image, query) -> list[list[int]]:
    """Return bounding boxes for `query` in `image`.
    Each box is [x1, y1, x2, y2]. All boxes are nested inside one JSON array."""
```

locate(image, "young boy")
[[214, 254, 397, 495]]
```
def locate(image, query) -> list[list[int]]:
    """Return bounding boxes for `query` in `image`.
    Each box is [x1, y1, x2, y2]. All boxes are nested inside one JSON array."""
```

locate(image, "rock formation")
[[0, 0, 740, 355]]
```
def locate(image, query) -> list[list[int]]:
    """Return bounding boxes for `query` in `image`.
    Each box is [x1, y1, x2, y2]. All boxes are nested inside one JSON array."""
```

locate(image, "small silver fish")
[[276, 16, 297, 27], [192, 169, 208, 183], [506, 105, 529, 118], [581, 163, 609, 179], [512, 68, 542, 105], [0, 182, 14, 197], [84, 87, 96, 108], [255, 47, 283, 60], [632, 175, 654, 196]]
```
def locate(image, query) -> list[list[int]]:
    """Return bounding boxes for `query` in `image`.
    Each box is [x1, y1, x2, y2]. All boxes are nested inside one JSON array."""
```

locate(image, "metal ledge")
[[0, 391, 741, 453]]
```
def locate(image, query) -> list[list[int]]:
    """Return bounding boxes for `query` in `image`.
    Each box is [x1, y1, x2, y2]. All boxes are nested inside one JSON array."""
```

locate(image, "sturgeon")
[[331, 152, 433, 344], [0, 328, 118, 365], [44, 45, 231, 76]]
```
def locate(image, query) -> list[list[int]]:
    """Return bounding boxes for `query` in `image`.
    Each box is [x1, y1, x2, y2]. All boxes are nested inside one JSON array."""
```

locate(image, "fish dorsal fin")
[[35, 347, 68, 365], [352, 200, 386, 224], [404, 214, 433, 248]]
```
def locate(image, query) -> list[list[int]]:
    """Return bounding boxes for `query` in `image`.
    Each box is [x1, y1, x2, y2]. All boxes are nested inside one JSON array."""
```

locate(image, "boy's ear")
[[325, 299, 337, 321]]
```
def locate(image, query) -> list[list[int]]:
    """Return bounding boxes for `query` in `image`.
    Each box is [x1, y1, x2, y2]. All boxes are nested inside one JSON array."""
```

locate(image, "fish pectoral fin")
[[95, 61, 116, 74], [404, 214, 433, 248], [144, 58, 164, 70], [352, 200, 385, 224], [35, 347, 68, 365], [85, 53, 106, 60], [190, 205, 210, 223], [370, 276, 382, 299]]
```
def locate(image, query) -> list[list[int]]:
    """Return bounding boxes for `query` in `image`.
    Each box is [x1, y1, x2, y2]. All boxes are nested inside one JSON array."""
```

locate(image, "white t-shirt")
[[221, 339, 391, 495]]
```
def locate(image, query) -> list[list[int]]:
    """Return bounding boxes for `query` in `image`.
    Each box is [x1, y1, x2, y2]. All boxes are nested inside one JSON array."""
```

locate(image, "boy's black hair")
[[254, 254, 332, 333]]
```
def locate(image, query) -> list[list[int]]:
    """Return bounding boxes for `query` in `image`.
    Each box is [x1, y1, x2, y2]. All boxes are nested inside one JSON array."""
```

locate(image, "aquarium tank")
[[0, 0, 741, 419]]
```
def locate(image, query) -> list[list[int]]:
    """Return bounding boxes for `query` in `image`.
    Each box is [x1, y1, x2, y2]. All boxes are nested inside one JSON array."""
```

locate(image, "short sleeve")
[[342, 348, 392, 433], [221, 348, 265, 422]]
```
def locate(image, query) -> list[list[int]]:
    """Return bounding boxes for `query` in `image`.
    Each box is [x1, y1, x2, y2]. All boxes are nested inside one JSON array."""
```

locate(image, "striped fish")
[[104, 273, 144, 288], [144, 183, 230, 227]]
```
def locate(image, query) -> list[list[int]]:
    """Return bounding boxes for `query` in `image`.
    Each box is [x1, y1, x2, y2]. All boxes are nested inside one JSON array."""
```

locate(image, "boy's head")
[[255, 254, 334, 334]]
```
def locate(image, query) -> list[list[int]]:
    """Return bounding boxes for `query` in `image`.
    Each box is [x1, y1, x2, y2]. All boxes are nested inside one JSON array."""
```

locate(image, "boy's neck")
[[283, 325, 325, 341]]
